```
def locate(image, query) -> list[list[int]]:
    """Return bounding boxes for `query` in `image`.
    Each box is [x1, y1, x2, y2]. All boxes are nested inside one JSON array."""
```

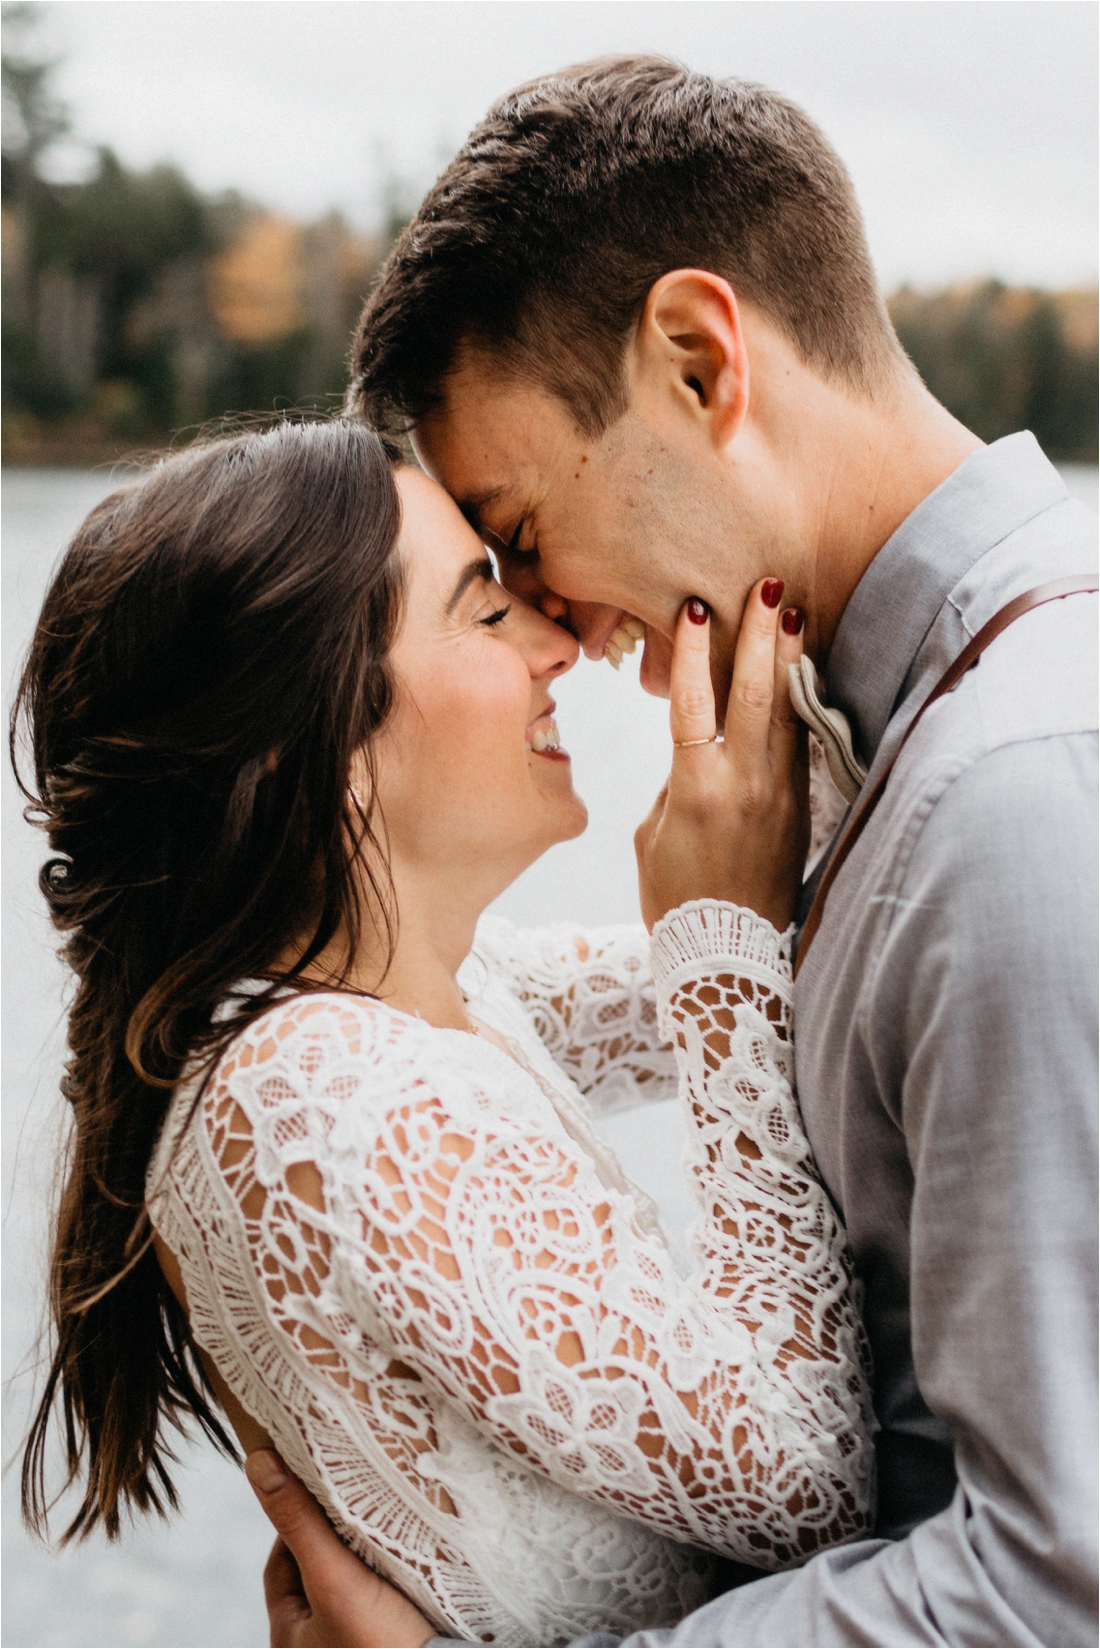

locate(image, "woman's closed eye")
[[468, 572, 513, 629], [446, 557, 513, 629]]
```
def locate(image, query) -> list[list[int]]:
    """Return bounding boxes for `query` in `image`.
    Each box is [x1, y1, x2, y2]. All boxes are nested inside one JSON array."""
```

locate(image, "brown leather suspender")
[[794, 574, 1099, 975]]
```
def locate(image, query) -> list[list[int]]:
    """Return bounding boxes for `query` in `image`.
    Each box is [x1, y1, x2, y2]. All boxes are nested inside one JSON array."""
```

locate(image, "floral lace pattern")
[[148, 906, 874, 1647]]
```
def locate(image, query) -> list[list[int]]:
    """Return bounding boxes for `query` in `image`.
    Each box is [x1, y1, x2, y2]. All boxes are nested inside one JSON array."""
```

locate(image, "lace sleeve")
[[468, 917, 677, 1116], [186, 909, 875, 1575]]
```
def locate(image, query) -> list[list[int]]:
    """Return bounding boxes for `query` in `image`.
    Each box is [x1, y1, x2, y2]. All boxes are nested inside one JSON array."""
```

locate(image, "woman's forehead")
[[394, 466, 489, 599]]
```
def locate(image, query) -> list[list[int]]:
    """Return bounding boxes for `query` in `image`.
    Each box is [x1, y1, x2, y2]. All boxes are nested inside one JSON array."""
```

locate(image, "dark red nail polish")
[[780, 606, 805, 635], [685, 598, 709, 625], [761, 578, 784, 609]]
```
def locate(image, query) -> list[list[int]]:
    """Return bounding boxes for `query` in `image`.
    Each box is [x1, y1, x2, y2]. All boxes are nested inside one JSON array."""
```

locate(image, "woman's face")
[[370, 467, 587, 904]]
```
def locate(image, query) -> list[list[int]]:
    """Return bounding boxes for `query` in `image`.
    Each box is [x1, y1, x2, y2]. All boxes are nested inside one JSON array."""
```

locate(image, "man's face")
[[414, 353, 749, 699]]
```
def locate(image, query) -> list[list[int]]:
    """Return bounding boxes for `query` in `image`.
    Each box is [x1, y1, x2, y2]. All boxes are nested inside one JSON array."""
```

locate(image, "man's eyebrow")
[[458, 487, 516, 544], [459, 485, 510, 523], [446, 556, 495, 615]]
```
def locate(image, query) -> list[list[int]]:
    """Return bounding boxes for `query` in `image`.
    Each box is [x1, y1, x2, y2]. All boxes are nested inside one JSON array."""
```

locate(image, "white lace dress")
[[147, 902, 875, 1647]]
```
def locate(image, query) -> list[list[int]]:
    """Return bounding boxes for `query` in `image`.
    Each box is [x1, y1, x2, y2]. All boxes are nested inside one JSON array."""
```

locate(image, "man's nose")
[[537, 589, 571, 624], [498, 558, 559, 614], [497, 559, 616, 653], [564, 602, 629, 661]]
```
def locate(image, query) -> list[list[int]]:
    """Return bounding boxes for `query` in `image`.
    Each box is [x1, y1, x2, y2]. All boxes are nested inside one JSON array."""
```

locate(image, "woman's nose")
[[525, 605, 580, 678]]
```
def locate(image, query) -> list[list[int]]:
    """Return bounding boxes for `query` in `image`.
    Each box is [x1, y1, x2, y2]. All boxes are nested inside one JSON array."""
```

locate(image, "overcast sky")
[[22, 1, 1100, 290]]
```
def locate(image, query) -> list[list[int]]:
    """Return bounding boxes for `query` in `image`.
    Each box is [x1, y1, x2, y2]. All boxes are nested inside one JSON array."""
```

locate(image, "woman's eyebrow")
[[445, 556, 495, 615]]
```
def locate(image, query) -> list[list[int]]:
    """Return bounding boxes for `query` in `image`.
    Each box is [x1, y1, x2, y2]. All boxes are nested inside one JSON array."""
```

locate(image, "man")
[[247, 58, 1097, 1646]]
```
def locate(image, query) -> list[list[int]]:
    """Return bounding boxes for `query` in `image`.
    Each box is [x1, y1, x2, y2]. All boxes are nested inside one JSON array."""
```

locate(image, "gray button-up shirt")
[[598, 434, 1098, 1647], [433, 435, 1097, 1649]]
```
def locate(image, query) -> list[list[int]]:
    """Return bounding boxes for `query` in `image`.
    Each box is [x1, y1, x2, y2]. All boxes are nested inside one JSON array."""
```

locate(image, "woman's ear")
[[634, 270, 750, 450], [347, 746, 373, 819]]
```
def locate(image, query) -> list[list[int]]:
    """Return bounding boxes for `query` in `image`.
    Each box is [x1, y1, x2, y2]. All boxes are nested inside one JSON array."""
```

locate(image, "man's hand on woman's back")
[[246, 1451, 433, 1649]]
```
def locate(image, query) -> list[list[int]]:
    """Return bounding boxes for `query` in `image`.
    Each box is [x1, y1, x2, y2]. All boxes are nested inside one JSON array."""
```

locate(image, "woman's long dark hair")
[[12, 418, 404, 1542]]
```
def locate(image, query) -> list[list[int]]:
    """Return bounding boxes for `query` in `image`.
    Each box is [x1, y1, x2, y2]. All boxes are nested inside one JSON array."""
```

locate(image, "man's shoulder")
[[970, 583, 1097, 752], [899, 615, 1096, 920], [909, 495, 1097, 776], [885, 576, 1096, 894], [904, 591, 1096, 861], [944, 490, 1096, 741]]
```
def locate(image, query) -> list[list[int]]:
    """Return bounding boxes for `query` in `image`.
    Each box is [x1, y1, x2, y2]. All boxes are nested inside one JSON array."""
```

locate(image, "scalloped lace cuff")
[[650, 900, 794, 1006]]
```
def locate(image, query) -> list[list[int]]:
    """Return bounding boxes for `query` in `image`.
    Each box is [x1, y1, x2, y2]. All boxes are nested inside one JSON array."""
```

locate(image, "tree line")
[[2, 7, 1096, 464], [2, 4, 392, 458], [890, 281, 1096, 463]]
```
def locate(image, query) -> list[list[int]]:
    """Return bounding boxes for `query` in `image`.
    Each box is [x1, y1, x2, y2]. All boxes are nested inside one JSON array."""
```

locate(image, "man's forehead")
[[411, 427, 521, 523], [415, 412, 531, 522], [418, 356, 576, 491]]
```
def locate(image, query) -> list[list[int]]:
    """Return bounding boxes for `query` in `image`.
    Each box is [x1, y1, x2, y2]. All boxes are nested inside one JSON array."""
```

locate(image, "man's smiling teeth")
[[604, 617, 645, 670], [526, 718, 561, 753]]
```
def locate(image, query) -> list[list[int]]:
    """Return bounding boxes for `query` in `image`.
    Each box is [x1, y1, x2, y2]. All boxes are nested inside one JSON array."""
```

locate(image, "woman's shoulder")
[[225, 985, 406, 1047], [153, 988, 510, 1201], [151, 981, 580, 1223], [164, 989, 453, 1149], [211, 987, 454, 1096]]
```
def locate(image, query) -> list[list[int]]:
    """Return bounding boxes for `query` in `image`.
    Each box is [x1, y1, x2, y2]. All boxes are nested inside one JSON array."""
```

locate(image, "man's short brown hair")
[[350, 55, 902, 438]]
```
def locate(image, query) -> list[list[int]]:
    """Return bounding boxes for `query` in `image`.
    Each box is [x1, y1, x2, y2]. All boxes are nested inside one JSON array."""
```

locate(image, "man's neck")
[[727, 313, 984, 669], [801, 375, 983, 667]]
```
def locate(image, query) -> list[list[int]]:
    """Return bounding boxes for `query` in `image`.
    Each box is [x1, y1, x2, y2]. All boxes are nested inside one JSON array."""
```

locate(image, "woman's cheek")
[[385, 644, 532, 828], [429, 667, 529, 791]]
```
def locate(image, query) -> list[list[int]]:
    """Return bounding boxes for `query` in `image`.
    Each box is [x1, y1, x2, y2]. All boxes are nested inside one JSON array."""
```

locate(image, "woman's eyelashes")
[[471, 576, 513, 628]]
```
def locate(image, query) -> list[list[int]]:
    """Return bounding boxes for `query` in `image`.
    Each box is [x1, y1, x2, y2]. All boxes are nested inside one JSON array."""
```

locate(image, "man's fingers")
[[668, 598, 717, 748], [263, 1535, 304, 1607], [247, 1451, 314, 1554], [247, 1450, 352, 1599], [262, 1537, 312, 1646], [247, 1450, 434, 1649], [724, 576, 783, 761]]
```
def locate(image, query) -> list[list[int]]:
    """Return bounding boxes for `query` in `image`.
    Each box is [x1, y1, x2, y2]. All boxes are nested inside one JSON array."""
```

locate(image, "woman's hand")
[[635, 580, 809, 933]]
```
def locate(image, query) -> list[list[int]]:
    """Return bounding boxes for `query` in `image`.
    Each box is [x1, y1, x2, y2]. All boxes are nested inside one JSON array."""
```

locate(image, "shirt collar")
[[825, 432, 1069, 764]]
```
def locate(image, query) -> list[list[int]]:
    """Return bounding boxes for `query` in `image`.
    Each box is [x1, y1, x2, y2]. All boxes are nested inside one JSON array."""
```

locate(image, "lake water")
[[4, 462, 1097, 1649]]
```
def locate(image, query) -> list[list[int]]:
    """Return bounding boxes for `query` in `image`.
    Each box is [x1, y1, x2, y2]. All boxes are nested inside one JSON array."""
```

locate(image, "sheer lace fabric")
[[148, 905, 874, 1647]]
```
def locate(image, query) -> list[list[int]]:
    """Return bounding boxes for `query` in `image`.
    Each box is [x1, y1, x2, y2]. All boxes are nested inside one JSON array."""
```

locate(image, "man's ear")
[[635, 270, 749, 449]]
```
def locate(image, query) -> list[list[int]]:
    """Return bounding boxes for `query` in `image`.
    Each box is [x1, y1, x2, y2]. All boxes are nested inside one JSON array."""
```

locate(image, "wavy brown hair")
[[12, 418, 404, 1542]]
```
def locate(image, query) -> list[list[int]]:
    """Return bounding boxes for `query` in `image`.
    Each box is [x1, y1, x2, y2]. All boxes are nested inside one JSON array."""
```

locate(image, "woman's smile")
[[525, 702, 567, 758], [370, 466, 587, 915]]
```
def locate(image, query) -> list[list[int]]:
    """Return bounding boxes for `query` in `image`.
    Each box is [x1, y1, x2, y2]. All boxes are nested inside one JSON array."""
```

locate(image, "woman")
[[16, 420, 874, 1647]]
